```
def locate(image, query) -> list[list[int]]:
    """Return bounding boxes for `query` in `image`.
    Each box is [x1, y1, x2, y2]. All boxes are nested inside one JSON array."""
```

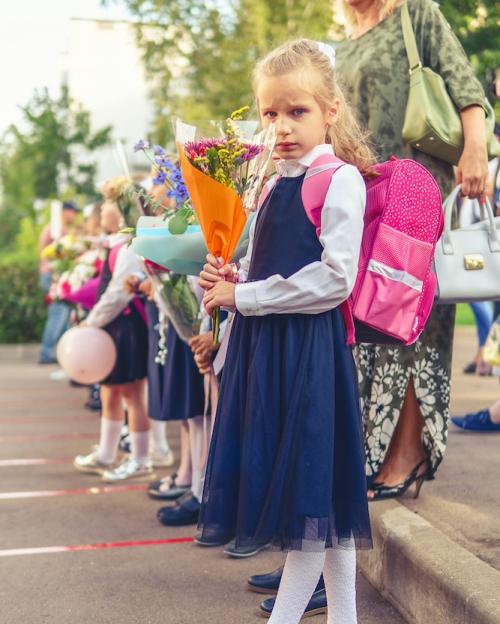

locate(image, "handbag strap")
[[401, 2, 422, 73], [442, 186, 500, 253]]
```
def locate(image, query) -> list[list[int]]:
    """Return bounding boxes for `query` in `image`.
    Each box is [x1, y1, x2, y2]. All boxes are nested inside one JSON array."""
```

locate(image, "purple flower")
[[153, 170, 167, 185], [153, 144, 167, 157], [133, 139, 150, 152]]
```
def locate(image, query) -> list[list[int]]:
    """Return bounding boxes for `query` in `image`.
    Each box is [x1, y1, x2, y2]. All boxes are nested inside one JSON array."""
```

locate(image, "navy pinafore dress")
[[97, 249, 148, 385], [198, 174, 371, 551], [160, 323, 205, 421], [146, 300, 164, 420]]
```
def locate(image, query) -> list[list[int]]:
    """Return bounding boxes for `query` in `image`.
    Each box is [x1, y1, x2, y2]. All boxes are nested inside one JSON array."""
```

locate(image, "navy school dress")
[[161, 315, 205, 422], [146, 300, 164, 420], [198, 174, 372, 551], [97, 249, 148, 385]]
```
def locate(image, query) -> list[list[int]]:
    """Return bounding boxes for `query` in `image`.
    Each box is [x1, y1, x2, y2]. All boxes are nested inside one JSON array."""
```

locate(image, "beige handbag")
[[434, 187, 500, 303], [401, 2, 499, 166]]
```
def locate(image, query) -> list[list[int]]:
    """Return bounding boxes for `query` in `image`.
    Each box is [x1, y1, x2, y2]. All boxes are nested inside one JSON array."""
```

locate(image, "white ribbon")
[[316, 42, 336, 69]]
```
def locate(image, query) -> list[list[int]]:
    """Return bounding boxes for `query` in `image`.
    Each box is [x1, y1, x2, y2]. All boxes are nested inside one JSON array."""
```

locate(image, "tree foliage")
[[0, 85, 112, 249], [104, 0, 498, 140], [104, 0, 335, 141]]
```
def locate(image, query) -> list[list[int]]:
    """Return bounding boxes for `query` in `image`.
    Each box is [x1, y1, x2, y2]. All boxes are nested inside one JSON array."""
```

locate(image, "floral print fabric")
[[336, 0, 485, 476]]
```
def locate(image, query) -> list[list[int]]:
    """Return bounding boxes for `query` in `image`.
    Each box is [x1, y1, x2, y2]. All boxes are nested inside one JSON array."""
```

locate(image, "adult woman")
[[336, 0, 490, 498]]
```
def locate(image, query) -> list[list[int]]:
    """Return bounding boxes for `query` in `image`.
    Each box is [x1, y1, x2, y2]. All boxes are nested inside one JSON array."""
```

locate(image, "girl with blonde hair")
[[198, 39, 373, 624]]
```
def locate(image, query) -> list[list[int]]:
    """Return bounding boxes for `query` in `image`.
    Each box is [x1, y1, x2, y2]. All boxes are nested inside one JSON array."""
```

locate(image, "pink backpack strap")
[[302, 154, 346, 235], [301, 154, 355, 345], [108, 243, 147, 325]]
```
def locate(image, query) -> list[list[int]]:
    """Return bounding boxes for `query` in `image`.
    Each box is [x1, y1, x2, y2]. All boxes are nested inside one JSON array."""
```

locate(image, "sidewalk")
[[358, 326, 500, 624], [0, 346, 403, 624]]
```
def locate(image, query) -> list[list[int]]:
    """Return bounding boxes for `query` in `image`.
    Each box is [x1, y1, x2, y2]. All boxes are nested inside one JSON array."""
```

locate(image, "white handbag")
[[435, 186, 500, 303]]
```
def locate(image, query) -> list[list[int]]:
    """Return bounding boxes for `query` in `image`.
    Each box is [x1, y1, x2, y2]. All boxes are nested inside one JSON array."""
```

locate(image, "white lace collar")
[[275, 144, 335, 178]]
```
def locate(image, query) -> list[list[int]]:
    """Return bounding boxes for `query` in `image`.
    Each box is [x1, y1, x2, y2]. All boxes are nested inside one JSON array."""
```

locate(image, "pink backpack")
[[260, 154, 443, 345]]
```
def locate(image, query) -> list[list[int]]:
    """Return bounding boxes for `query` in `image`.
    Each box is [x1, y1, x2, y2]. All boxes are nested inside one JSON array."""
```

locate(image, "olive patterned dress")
[[336, 0, 487, 479]]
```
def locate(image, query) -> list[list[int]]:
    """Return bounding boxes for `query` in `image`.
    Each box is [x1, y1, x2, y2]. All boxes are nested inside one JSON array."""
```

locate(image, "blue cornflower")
[[153, 144, 167, 157], [153, 170, 167, 185], [133, 139, 150, 152]]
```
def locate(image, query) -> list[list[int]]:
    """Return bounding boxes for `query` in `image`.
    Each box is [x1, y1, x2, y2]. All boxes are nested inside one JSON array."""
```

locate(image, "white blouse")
[[86, 234, 145, 328], [234, 144, 366, 316]]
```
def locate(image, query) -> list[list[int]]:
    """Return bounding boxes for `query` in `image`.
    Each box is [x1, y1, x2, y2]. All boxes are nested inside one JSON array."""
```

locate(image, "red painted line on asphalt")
[[0, 432, 97, 443], [0, 458, 73, 467], [0, 484, 148, 500], [0, 537, 194, 557]]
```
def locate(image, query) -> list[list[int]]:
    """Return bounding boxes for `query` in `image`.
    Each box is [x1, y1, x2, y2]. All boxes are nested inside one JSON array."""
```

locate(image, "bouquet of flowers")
[[149, 268, 202, 346], [41, 234, 89, 276], [131, 142, 197, 232], [175, 107, 276, 341], [52, 248, 106, 304]]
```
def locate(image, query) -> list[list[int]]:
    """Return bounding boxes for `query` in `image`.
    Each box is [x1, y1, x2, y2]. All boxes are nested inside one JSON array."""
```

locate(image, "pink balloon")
[[57, 326, 117, 384]]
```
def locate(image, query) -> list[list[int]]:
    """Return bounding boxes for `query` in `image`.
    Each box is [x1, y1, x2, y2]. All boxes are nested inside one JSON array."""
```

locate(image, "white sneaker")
[[50, 368, 67, 381], [101, 457, 154, 483], [150, 448, 175, 468], [74, 451, 114, 475]]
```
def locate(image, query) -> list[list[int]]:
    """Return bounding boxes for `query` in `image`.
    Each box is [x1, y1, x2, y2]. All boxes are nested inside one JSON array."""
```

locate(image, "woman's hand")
[[457, 106, 489, 199], [199, 254, 238, 290], [203, 281, 236, 315], [456, 143, 489, 199]]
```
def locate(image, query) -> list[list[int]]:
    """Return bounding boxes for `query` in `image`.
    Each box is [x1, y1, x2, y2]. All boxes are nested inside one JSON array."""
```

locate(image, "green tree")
[[103, 0, 334, 141], [0, 85, 112, 249], [440, 0, 499, 98]]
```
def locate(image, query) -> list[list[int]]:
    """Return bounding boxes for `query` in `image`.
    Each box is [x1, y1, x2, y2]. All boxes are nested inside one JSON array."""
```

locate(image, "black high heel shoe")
[[368, 458, 431, 501]]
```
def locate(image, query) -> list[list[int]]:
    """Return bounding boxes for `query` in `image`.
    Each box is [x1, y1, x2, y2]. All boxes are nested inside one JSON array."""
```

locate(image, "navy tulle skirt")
[[161, 323, 205, 421], [198, 308, 372, 551]]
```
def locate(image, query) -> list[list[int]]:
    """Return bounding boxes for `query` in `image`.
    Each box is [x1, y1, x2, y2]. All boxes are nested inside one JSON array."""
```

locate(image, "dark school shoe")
[[259, 588, 327, 619], [223, 540, 271, 559], [157, 492, 200, 527], [194, 533, 229, 548], [248, 567, 325, 595]]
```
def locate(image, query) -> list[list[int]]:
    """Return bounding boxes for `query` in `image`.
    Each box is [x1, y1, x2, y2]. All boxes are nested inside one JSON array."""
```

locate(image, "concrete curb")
[[358, 501, 500, 624]]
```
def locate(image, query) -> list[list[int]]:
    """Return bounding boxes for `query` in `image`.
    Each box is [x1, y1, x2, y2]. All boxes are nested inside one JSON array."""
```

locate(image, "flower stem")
[[212, 307, 221, 347]]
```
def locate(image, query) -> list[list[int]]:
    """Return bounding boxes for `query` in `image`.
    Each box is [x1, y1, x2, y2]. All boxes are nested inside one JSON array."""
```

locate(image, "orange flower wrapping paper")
[[178, 148, 247, 263]]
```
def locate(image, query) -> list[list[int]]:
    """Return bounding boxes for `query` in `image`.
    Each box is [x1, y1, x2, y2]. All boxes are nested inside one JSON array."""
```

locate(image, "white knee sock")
[[149, 419, 170, 454], [96, 418, 124, 464], [130, 431, 150, 462], [268, 549, 326, 624], [323, 543, 358, 624], [187, 415, 205, 501]]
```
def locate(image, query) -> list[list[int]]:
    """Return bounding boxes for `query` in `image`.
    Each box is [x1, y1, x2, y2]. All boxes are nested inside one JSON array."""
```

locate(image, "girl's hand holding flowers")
[[203, 281, 236, 315], [199, 254, 239, 291]]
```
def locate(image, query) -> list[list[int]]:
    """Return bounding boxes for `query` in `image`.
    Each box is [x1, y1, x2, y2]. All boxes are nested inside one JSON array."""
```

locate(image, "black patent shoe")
[[259, 588, 327, 619], [369, 458, 431, 501], [157, 492, 200, 526], [248, 567, 325, 595]]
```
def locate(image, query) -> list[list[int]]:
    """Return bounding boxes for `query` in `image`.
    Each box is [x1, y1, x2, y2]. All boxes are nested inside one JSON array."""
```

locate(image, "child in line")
[[199, 40, 372, 623], [74, 200, 150, 481]]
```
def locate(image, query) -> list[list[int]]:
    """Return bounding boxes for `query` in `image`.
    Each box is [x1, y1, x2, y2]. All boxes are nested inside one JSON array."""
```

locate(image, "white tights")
[[268, 543, 357, 624]]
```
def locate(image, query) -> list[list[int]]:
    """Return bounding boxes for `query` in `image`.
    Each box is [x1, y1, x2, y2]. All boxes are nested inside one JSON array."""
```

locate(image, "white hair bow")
[[316, 42, 336, 69]]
